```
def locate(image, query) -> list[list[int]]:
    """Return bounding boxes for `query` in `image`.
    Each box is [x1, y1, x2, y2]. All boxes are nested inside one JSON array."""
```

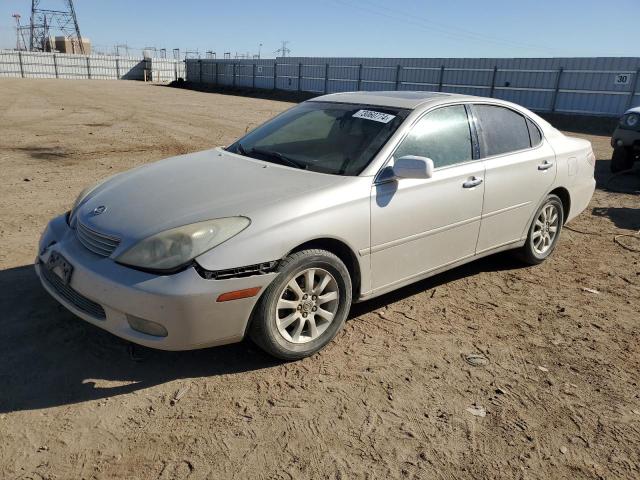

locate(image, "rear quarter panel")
[[547, 132, 595, 222]]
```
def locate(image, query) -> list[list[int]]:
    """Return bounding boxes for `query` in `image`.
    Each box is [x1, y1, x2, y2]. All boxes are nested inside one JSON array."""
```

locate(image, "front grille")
[[41, 264, 106, 320], [76, 221, 120, 257]]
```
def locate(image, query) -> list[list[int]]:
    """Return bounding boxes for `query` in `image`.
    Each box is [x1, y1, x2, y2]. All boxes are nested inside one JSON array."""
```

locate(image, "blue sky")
[[0, 0, 638, 58]]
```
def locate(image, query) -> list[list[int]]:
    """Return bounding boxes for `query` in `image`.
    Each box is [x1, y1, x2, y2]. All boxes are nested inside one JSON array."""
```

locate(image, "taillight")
[[586, 150, 596, 167]]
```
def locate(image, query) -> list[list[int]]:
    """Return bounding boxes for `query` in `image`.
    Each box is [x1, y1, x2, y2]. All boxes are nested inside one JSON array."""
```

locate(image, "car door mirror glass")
[[392, 155, 434, 179]]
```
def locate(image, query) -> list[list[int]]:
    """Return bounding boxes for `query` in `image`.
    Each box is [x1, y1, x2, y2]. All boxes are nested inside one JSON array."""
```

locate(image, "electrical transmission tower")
[[274, 41, 291, 57], [29, 0, 85, 54], [12, 14, 29, 50]]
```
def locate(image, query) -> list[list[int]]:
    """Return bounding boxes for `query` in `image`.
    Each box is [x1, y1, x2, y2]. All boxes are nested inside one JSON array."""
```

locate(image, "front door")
[[370, 104, 485, 292]]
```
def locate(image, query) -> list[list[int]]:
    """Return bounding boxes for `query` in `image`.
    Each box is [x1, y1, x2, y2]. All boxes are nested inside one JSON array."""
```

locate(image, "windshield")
[[226, 101, 409, 175]]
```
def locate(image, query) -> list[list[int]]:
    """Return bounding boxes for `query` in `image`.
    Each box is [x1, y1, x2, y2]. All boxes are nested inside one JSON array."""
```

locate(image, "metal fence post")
[[627, 68, 640, 110], [115, 58, 120, 79], [86, 56, 91, 79], [297, 62, 302, 91], [438, 65, 445, 92], [357, 63, 363, 91], [551, 67, 564, 112], [395, 64, 402, 90], [489, 65, 498, 97], [199, 60, 203, 83], [233, 63, 237, 87], [52, 54, 59, 79], [252, 63, 256, 89], [17, 51, 24, 78], [174, 61, 177, 82], [324, 63, 329, 94], [273, 62, 277, 90], [214, 62, 218, 86]]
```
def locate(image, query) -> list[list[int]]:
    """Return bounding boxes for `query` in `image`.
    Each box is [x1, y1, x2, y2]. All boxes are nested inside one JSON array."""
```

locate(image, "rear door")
[[471, 104, 557, 253]]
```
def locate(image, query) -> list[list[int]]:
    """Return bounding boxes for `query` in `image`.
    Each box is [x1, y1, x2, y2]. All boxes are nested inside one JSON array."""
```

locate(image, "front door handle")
[[462, 176, 483, 188], [538, 160, 554, 171]]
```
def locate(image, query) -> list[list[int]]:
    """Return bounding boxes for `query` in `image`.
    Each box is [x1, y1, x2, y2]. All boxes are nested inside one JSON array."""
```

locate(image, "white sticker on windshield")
[[352, 110, 396, 124]]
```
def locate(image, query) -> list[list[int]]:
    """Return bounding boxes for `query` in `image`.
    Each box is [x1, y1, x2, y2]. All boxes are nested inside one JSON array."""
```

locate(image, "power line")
[[365, 0, 558, 52], [331, 0, 558, 54]]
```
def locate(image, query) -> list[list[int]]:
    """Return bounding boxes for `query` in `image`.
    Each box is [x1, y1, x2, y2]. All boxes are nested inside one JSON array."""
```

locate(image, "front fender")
[[195, 177, 372, 278]]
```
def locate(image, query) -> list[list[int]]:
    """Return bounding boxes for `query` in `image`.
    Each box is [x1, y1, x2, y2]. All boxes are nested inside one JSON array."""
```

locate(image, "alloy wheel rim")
[[532, 203, 559, 255], [275, 267, 339, 344]]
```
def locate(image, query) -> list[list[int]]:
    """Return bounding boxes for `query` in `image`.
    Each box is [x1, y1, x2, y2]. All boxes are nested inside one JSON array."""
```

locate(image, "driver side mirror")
[[392, 155, 434, 180]]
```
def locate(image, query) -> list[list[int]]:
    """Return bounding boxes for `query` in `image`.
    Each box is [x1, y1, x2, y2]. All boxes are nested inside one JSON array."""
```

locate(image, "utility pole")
[[258, 42, 262, 59], [115, 44, 129, 56], [144, 46, 157, 58]]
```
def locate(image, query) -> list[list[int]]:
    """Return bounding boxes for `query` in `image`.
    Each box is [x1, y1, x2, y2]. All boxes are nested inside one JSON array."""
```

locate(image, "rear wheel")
[[249, 249, 352, 360], [611, 147, 633, 173], [518, 194, 564, 265]]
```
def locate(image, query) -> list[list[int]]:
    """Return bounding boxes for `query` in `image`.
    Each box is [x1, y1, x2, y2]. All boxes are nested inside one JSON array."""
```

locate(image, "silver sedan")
[[36, 91, 596, 359]]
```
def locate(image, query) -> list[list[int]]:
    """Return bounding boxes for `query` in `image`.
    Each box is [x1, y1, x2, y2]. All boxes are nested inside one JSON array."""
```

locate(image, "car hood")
[[77, 147, 346, 244]]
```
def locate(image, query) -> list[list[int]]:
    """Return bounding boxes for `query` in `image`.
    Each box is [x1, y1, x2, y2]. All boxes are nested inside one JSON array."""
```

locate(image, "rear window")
[[474, 105, 531, 157], [526, 118, 542, 147]]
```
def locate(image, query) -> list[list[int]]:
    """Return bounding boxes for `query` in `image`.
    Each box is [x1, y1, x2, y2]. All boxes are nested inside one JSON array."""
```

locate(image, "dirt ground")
[[0, 79, 639, 480]]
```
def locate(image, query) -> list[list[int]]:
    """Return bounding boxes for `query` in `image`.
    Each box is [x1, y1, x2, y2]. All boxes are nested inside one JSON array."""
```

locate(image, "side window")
[[393, 105, 472, 168], [474, 105, 531, 157], [526, 118, 542, 147]]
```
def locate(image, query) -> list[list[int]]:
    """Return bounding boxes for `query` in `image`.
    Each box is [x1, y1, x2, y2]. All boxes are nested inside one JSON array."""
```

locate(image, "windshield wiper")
[[248, 147, 306, 170]]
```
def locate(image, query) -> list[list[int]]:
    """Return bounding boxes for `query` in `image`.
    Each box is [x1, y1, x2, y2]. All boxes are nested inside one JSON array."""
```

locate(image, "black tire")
[[518, 194, 564, 265], [249, 249, 352, 360], [611, 147, 633, 173]]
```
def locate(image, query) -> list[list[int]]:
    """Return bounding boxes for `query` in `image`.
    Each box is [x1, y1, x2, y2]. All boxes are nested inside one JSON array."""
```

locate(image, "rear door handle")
[[538, 160, 554, 171], [462, 177, 483, 188]]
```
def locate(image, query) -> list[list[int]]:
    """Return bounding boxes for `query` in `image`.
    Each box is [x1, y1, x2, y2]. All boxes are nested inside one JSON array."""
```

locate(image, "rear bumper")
[[35, 214, 277, 350]]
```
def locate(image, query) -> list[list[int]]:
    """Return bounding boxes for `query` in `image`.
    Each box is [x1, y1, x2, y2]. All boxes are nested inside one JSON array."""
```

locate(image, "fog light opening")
[[126, 315, 168, 337]]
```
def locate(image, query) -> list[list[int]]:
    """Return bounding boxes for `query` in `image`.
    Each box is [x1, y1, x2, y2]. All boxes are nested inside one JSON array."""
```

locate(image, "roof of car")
[[309, 91, 477, 109]]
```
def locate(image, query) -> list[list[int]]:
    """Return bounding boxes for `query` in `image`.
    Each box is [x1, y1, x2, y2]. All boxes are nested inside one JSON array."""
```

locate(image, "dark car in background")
[[611, 106, 640, 172]]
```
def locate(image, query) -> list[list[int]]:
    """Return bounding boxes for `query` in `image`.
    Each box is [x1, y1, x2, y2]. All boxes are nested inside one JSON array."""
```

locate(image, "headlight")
[[116, 217, 250, 271], [624, 113, 639, 128]]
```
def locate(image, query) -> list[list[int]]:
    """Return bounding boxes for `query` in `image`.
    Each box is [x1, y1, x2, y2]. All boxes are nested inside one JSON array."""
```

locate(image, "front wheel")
[[249, 249, 352, 360], [518, 194, 564, 265]]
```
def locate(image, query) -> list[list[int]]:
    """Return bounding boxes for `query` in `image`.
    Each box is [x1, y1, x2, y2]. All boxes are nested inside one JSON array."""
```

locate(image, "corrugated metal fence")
[[187, 56, 640, 116], [0, 50, 185, 82]]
